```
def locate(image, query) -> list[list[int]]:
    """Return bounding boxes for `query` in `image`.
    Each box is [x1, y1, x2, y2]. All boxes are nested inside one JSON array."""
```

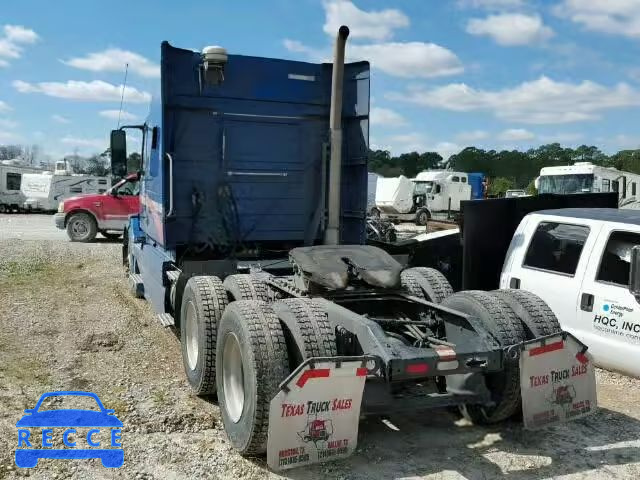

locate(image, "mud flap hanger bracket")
[[279, 355, 382, 393], [504, 330, 590, 364]]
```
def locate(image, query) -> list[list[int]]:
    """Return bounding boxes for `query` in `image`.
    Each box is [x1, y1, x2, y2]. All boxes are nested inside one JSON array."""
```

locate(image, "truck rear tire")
[[223, 274, 269, 302], [66, 212, 97, 242], [493, 289, 562, 338], [441, 290, 526, 424], [401, 267, 453, 303], [273, 298, 337, 369], [415, 209, 430, 226], [180, 276, 228, 395], [216, 300, 289, 455]]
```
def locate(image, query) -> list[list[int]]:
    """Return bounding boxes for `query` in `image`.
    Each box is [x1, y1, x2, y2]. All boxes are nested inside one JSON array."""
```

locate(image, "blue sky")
[[2, 0, 640, 161]]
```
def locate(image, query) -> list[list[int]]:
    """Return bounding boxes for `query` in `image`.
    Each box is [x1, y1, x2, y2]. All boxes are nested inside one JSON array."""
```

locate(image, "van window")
[[6, 172, 21, 191], [523, 222, 590, 275], [597, 231, 640, 287], [452, 176, 460, 183]]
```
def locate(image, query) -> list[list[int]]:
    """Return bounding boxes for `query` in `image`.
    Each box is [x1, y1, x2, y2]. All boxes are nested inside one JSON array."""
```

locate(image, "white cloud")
[[554, 1, 640, 38], [385, 132, 429, 153], [61, 136, 107, 150], [51, 114, 70, 124], [455, 130, 489, 142], [433, 141, 462, 160], [323, 0, 409, 41], [388, 76, 640, 124], [4, 25, 39, 44], [458, 0, 525, 9], [0, 100, 10, 113], [349, 42, 463, 78], [99, 110, 138, 121], [370, 107, 406, 127], [613, 134, 640, 150], [466, 14, 554, 46], [63, 48, 160, 78], [13, 80, 151, 103], [498, 128, 535, 141], [0, 131, 22, 143], [0, 118, 18, 129], [282, 39, 326, 62], [0, 24, 38, 66]]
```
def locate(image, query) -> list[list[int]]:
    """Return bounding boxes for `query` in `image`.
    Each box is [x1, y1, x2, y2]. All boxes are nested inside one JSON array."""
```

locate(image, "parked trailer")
[[21, 172, 111, 212], [116, 28, 596, 471], [0, 164, 43, 213]]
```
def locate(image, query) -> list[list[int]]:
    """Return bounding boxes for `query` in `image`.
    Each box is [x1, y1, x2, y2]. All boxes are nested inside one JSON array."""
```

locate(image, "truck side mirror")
[[630, 246, 640, 298], [110, 130, 127, 178]]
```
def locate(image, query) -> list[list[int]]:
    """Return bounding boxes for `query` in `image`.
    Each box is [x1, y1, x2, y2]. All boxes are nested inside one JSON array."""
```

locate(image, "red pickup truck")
[[54, 173, 140, 242]]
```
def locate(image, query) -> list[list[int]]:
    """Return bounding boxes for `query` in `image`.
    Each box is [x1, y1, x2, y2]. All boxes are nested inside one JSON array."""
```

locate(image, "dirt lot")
[[1, 238, 639, 479]]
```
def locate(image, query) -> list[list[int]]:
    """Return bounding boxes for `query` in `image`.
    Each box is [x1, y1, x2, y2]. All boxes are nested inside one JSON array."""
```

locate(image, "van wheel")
[[401, 267, 453, 304], [216, 300, 289, 455], [66, 212, 97, 242], [415, 209, 430, 226], [493, 289, 562, 338], [181, 276, 228, 395], [223, 274, 269, 302], [442, 291, 526, 424], [273, 298, 337, 370]]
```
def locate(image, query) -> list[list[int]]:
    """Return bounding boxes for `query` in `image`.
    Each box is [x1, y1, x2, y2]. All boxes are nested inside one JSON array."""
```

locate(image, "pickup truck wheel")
[[401, 267, 453, 304], [66, 212, 97, 242], [441, 290, 526, 424], [273, 298, 337, 369], [493, 289, 562, 338], [223, 274, 269, 302], [415, 209, 430, 226], [181, 276, 228, 395], [216, 300, 289, 455]]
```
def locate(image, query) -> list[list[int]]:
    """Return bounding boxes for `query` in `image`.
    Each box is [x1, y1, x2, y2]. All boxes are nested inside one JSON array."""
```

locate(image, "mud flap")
[[519, 333, 597, 430], [267, 357, 375, 471]]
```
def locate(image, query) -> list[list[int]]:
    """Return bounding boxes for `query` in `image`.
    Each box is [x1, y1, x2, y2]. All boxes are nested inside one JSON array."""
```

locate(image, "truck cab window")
[[523, 222, 590, 275], [116, 179, 140, 196], [452, 176, 460, 183], [597, 231, 640, 287], [602, 179, 610, 192], [6, 172, 21, 191], [461, 177, 467, 183], [633, 182, 637, 196]]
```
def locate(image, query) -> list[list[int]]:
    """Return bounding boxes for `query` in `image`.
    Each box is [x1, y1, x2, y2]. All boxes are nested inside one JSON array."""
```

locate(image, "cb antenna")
[[117, 62, 129, 128]]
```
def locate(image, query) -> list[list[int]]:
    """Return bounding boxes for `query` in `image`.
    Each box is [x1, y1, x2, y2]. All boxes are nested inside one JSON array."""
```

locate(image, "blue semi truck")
[[111, 26, 595, 470]]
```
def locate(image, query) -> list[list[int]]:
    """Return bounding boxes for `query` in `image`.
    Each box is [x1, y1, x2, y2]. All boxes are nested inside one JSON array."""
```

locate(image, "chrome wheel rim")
[[71, 219, 88, 238], [185, 301, 199, 370], [222, 332, 244, 423]]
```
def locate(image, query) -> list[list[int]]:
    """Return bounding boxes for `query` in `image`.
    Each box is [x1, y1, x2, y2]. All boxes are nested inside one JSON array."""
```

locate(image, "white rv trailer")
[[538, 162, 640, 209], [21, 172, 111, 212], [0, 162, 43, 212]]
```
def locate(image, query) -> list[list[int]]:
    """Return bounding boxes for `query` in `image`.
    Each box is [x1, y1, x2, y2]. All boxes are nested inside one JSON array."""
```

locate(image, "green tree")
[[488, 177, 515, 197]]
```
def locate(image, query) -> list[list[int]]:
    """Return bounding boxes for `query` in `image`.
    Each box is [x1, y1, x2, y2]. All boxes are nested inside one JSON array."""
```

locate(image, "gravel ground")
[[0, 239, 639, 480]]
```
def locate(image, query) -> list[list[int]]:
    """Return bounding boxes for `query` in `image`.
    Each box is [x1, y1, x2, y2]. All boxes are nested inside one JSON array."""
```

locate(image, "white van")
[[500, 208, 640, 377]]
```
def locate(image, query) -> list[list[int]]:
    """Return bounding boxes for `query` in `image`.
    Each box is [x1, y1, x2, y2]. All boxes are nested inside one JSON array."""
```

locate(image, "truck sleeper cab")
[[501, 208, 640, 377]]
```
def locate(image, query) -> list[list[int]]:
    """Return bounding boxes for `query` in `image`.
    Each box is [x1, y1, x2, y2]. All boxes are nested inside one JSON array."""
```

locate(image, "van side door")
[[577, 225, 640, 375], [501, 216, 600, 333]]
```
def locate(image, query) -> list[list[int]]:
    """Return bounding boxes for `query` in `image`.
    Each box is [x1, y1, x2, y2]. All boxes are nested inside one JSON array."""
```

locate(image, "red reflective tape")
[[576, 352, 589, 365], [529, 340, 564, 357], [296, 368, 330, 388], [406, 363, 429, 374], [356, 367, 368, 377]]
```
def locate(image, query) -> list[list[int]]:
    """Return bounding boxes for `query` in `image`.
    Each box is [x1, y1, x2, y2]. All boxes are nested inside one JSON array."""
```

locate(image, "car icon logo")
[[15, 391, 123, 468]]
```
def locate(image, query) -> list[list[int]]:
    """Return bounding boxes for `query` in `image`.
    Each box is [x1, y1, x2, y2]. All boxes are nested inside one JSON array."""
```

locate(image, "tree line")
[[369, 143, 640, 197]]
